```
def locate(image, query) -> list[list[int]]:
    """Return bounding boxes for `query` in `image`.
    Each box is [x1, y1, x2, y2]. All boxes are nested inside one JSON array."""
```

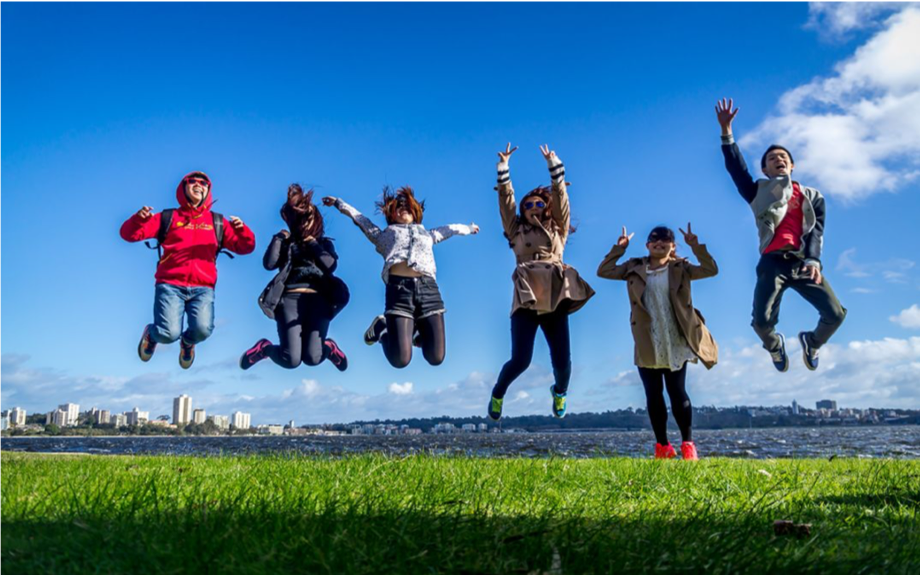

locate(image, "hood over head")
[[176, 171, 213, 210]]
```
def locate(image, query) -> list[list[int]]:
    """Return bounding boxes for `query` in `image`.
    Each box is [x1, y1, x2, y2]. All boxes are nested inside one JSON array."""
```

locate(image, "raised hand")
[[801, 264, 823, 285], [321, 196, 338, 207], [679, 222, 699, 247], [617, 226, 634, 248], [137, 206, 154, 219], [715, 97, 740, 135], [539, 144, 557, 163], [498, 143, 518, 163], [470, 223, 480, 234], [229, 216, 245, 229]]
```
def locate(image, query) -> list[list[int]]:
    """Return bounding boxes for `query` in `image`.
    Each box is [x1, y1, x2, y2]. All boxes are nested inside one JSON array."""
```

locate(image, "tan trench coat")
[[498, 177, 594, 316], [597, 243, 719, 369]]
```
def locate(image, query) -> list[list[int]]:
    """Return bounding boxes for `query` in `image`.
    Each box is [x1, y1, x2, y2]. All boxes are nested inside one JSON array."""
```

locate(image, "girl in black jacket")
[[240, 185, 348, 371]]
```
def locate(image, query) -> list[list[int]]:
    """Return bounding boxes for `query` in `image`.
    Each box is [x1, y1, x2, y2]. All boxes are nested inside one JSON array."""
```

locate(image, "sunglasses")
[[523, 200, 546, 210], [187, 178, 209, 188], [647, 236, 673, 243]]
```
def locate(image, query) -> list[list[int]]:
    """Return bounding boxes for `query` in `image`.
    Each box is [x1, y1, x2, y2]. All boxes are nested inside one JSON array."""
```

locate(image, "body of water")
[[3, 426, 919, 458]]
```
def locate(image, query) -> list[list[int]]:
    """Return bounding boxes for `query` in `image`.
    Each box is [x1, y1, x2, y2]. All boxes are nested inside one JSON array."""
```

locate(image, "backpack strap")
[[144, 208, 175, 260], [211, 212, 234, 259]]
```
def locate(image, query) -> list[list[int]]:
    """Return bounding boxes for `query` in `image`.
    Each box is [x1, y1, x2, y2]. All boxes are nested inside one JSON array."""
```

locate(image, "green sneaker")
[[488, 396, 503, 421], [551, 386, 567, 418]]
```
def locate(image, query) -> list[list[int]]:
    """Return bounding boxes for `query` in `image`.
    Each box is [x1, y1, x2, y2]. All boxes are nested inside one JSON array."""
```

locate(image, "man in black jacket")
[[716, 98, 846, 372]]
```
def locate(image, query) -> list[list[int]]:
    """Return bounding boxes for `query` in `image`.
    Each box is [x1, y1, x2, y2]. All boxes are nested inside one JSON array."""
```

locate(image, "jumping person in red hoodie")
[[120, 171, 256, 368]]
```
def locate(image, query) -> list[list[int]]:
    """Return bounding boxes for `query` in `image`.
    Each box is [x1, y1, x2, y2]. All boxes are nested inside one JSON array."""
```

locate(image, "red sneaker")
[[681, 441, 699, 461], [240, 338, 271, 370], [655, 443, 677, 459], [324, 338, 348, 372]]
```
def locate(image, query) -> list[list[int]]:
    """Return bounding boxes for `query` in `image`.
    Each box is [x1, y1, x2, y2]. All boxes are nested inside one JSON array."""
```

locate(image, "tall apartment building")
[[816, 399, 837, 411], [9, 407, 27, 426], [96, 410, 111, 425], [112, 413, 128, 427], [126, 407, 150, 426], [208, 415, 230, 430], [47, 409, 68, 427], [59, 403, 80, 427], [231, 411, 251, 430], [193, 409, 207, 424], [173, 395, 193, 426]]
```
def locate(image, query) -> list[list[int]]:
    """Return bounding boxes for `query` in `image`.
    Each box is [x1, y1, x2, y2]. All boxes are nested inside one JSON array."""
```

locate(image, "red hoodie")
[[120, 172, 256, 288]]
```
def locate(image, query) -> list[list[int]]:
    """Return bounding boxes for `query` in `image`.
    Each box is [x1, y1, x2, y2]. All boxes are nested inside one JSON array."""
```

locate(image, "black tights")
[[492, 307, 571, 399], [266, 292, 332, 369], [380, 314, 446, 368], [638, 364, 692, 445]]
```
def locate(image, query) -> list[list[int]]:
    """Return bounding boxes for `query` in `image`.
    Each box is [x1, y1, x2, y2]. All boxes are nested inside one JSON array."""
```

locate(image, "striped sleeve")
[[497, 160, 511, 187], [548, 156, 565, 184]]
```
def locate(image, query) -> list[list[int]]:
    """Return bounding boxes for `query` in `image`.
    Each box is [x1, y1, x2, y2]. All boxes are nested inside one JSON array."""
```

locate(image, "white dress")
[[642, 264, 698, 371]]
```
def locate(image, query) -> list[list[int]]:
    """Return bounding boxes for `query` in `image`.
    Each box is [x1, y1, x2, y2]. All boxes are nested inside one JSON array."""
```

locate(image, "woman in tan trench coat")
[[488, 143, 595, 422], [597, 224, 718, 460]]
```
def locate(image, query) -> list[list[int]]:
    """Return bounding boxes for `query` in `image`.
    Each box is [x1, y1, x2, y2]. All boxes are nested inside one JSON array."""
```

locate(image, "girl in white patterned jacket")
[[322, 187, 478, 368]]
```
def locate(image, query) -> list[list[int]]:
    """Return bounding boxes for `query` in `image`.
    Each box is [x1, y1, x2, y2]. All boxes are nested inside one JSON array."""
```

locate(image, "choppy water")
[[3, 426, 919, 459]]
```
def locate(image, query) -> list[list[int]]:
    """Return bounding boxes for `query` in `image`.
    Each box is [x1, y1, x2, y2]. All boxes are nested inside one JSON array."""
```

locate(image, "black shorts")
[[385, 276, 445, 319]]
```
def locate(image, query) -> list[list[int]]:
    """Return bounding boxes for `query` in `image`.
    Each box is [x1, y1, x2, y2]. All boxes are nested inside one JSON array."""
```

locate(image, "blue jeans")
[[151, 283, 215, 345]]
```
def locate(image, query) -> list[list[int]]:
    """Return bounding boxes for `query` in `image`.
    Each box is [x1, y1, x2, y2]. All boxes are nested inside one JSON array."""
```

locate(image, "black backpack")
[[144, 209, 234, 260]]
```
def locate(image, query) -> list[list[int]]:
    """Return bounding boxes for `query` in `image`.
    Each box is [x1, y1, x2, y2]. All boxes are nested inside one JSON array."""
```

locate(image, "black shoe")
[[769, 333, 789, 373], [365, 315, 386, 346], [798, 331, 819, 371]]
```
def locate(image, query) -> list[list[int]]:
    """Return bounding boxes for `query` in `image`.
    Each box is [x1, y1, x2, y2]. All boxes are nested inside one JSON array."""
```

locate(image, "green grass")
[[2, 453, 919, 574]]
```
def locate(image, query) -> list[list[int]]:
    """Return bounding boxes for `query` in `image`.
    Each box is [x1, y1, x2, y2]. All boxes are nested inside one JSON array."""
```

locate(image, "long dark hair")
[[376, 185, 425, 225], [515, 186, 576, 235], [281, 184, 324, 242]]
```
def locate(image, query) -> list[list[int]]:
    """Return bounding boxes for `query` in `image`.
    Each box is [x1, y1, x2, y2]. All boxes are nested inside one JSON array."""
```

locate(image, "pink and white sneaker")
[[655, 443, 677, 459]]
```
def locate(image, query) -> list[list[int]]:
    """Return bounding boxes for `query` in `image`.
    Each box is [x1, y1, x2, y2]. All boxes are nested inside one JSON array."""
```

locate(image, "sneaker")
[[769, 333, 789, 373], [324, 338, 349, 372], [138, 324, 157, 362], [364, 315, 386, 346], [240, 338, 271, 370], [681, 441, 699, 461], [488, 396, 503, 421], [655, 443, 677, 459], [179, 339, 195, 369], [551, 386, 567, 419], [798, 331, 819, 371]]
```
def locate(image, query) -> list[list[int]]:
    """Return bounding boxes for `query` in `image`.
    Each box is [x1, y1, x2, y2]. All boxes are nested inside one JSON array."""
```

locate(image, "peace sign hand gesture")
[[679, 222, 699, 247], [497, 142, 518, 164], [539, 144, 557, 164], [617, 226, 634, 248]]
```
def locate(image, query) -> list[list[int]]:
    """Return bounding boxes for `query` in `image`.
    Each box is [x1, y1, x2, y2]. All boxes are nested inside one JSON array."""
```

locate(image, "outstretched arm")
[[716, 98, 757, 203], [496, 143, 519, 238], [541, 144, 570, 239], [597, 226, 634, 280], [801, 192, 825, 284], [679, 223, 718, 280], [322, 196, 382, 247], [429, 223, 480, 244]]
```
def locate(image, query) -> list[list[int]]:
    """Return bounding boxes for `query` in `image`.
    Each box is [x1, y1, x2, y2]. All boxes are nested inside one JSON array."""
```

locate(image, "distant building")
[[96, 410, 111, 425], [208, 415, 230, 430], [816, 400, 837, 411], [59, 403, 80, 426], [9, 407, 27, 426], [432, 422, 457, 434], [112, 413, 128, 428], [126, 407, 150, 426], [232, 412, 251, 430], [1, 413, 9, 431], [193, 409, 207, 424], [791, 400, 800, 415], [461, 424, 477, 433], [48, 409, 68, 427], [257, 424, 284, 435], [173, 395, 193, 426]]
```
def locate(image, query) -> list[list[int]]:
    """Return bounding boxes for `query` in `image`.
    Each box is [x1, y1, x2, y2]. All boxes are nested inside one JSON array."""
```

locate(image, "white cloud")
[[741, 6, 920, 201], [806, 3, 906, 38], [835, 248, 914, 281], [890, 304, 920, 328], [388, 382, 414, 395]]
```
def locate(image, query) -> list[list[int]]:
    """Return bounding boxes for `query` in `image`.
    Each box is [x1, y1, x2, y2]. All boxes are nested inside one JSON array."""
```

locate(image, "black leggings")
[[491, 307, 571, 399], [637, 364, 692, 445], [266, 292, 333, 369], [380, 314, 446, 368]]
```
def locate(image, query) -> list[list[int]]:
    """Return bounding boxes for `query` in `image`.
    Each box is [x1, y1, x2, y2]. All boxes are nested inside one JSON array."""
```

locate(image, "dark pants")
[[379, 314, 446, 368], [492, 306, 571, 399], [752, 253, 847, 352], [266, 292, 333, 369], [638, 365, 691, 445]]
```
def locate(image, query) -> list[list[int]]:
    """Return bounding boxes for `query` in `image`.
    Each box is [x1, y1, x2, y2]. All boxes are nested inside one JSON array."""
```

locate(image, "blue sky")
[[3, 2, 920, 424]]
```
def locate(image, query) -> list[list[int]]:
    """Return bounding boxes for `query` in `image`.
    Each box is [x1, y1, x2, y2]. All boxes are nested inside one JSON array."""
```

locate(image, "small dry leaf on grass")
[[773, 520, 812, 538]]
